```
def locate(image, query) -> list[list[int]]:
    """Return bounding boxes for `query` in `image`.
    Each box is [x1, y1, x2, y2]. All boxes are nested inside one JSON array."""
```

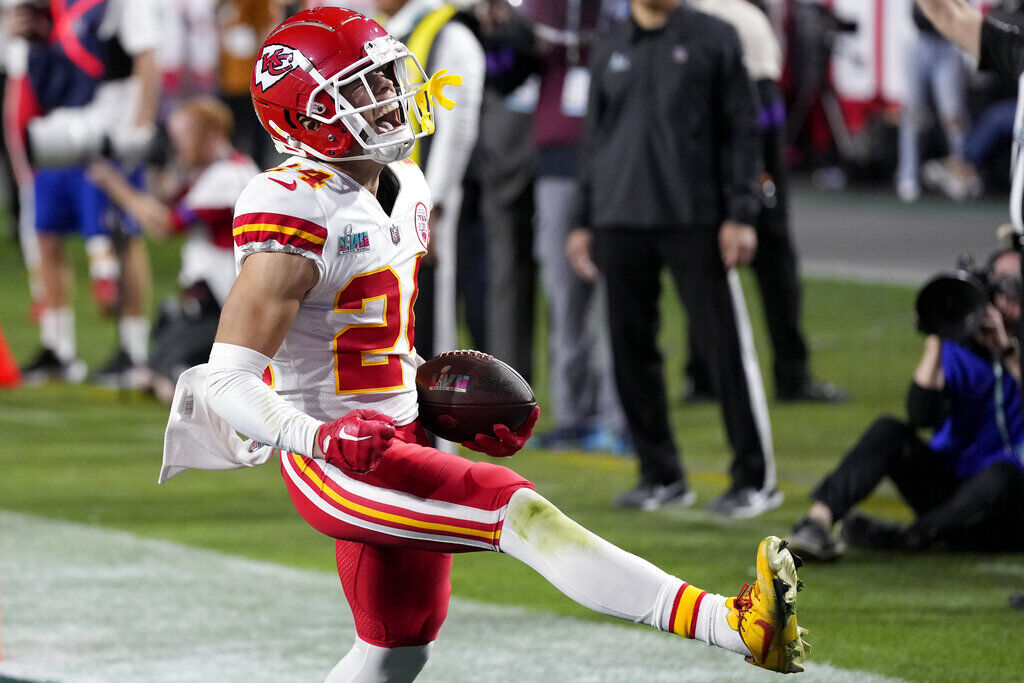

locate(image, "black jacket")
[[577, 6, 761, 231]]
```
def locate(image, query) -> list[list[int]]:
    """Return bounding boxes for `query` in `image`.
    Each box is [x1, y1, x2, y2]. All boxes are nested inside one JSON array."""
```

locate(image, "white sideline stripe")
[[0, 512, 898, 683], [726, 269, 776, 491]]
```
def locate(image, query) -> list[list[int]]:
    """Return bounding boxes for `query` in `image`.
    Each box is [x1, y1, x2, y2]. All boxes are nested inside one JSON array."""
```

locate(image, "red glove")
[[316, 409, 397, 474], [462, 406, 540, 458]]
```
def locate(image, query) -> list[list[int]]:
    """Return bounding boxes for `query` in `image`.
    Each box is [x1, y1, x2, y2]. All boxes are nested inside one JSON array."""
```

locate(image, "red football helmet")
[[250, 7, 433, 164]]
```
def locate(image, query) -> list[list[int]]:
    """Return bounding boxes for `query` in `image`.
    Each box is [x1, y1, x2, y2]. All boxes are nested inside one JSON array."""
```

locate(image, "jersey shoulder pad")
[[233, 172, 329, 257]]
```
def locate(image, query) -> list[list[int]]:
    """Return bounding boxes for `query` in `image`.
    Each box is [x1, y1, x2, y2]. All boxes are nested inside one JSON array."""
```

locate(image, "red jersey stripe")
[[233, 211, 327, 240], [233, 227, 325, 255]]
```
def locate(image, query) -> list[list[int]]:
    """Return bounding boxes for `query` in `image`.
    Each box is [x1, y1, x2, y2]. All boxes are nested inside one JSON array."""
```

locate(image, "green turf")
[[0, 224, 1021, 682]]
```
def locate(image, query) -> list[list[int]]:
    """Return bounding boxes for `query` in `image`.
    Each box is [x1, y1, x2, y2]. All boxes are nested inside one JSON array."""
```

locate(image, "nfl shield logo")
[[390, 224, 401, 245]]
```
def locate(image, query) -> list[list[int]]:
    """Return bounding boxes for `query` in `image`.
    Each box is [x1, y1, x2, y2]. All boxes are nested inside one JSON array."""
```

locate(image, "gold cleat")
[[727, 535, 811, 674]]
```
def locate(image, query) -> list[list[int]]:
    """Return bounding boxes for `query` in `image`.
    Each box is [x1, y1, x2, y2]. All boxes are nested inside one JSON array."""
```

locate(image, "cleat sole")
[[764, 536, 809, 674]]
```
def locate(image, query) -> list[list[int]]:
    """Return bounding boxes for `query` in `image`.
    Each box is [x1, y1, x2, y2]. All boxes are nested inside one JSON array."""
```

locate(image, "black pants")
[[813, 416, 1024, 551], [593, 229, 771, 490], [148, 283, 221, 384], [686, 89, 809, 393]]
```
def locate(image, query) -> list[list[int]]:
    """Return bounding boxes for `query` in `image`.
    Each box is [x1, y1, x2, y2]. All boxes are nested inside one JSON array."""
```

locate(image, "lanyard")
[[993, 361, 1014, 456]]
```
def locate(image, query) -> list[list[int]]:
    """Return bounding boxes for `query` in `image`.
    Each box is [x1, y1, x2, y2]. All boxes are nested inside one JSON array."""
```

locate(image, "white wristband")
[[206, 342, 322, 456]]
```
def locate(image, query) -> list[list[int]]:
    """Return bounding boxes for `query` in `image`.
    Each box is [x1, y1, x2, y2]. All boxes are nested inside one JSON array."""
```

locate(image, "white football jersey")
[[178, 151, 259, 305], [232, 155, 431, 425]]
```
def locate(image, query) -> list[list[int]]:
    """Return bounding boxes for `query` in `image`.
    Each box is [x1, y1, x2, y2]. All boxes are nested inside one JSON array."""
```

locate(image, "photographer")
[[788, 248, 1024, 560], [87, 97, 258, 404]]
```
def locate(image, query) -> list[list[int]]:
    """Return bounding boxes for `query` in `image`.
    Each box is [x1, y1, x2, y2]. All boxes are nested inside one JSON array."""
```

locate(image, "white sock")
[[41, 308, 75, 362], [86, 235, 119, 279], [119, 316, 149, 365], [324, 637, 431, 683], [692, 593, 750, 657]]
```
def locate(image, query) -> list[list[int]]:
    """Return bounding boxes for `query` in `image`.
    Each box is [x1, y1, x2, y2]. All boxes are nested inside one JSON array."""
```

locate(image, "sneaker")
[[613, 480, 696, 511], [840, 512, 908, 550], [580, 426, 633, 456], [706, 486, 784, 519], [896, 177, 920, 203], [776, 379, 849, 404], [20, 348, 87, 385], [788, 516, 845, 562], [1009, 593, 1024, 610], [728, 536, 810, 674], [922, 157, 983, 201], [91, 349, 146, 389]]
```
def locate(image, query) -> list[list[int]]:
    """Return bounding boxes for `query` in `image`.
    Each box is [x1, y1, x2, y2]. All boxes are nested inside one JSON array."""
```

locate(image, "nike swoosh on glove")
[[317, 409, 397, 474], [462, 406, 540, 458]]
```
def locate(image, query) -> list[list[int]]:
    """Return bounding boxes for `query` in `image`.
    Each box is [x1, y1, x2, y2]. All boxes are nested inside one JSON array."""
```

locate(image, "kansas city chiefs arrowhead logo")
[[254, 44, 303, 91]]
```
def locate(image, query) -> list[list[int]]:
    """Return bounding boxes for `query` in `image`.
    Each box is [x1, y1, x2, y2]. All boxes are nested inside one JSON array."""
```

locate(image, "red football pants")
[[281, 421, 533, 646]]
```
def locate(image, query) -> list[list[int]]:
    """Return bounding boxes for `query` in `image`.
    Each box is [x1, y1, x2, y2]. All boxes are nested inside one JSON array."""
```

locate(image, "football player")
[[201, 8, 808, 680]]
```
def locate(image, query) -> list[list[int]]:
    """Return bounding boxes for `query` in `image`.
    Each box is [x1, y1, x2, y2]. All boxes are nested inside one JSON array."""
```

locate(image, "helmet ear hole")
[[297, 114, 321, 131]]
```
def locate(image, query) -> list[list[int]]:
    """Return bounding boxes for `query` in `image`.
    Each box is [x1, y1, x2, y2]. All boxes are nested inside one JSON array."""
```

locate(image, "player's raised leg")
[[498, 488, 810, 673]]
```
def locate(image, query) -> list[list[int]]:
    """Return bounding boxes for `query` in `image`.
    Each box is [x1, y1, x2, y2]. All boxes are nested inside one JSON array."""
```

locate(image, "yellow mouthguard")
[[414, 69, 463, 134]]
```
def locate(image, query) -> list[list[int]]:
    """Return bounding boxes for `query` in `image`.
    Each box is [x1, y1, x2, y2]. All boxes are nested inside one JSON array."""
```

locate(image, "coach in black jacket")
[[567, 0, 778, 517]]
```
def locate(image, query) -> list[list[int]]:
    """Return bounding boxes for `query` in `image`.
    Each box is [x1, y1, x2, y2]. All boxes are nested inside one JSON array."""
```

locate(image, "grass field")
[[1, 220, 1022, 682]]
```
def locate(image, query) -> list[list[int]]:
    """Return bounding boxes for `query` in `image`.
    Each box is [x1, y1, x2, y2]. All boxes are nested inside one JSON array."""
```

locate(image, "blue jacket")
[[931, 341, 1024, 478], [26, 0, 126, 112]]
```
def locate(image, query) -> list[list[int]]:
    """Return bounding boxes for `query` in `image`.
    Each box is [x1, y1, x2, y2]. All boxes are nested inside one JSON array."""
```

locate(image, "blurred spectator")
[[2, 9, 43, 321], [785, 0, 855, 184], [521, 0, 627, 453], [898, 5, 970, 202], [12, 0, 161, 386], [686, 0, 847, 404], [218, 0, 279, 167], [789, 250, 1024, 559], [464, 0, 539, 377], [923, 96, 1014, 200], [569, 0, 778, 516], [377, 0, 486, 361], [158, 0, 220, 111], [88, 97, 258, 403]]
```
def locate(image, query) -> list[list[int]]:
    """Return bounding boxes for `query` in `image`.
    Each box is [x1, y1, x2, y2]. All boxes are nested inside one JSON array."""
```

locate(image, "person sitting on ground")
[[87, 97, 259, 403], [788, 248, 1024, 560]]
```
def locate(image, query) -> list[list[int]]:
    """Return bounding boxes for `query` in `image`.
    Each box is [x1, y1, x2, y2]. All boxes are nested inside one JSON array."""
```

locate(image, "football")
[[416, 350, 536, 443]]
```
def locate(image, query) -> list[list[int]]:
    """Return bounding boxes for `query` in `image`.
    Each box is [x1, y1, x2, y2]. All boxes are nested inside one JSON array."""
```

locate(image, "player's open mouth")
[[373, 103, 403, 134]]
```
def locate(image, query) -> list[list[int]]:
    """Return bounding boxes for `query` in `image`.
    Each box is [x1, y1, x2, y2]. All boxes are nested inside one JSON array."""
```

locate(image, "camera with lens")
[[916, 254, 1022, 340]]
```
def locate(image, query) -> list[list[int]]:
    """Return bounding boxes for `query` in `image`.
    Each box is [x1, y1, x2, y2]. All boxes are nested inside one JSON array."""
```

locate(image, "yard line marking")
[[0, 512, 897, 682]]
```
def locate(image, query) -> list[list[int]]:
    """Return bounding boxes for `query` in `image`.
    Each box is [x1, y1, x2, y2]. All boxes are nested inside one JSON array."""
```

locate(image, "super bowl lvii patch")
[[339, 224, 371, 254]]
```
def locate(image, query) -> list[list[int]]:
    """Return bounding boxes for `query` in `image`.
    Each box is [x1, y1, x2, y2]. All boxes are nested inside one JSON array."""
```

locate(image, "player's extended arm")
[[86, 160, 173, 237], [916, 0, 983, 58], [206, 252, 396, 472]]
